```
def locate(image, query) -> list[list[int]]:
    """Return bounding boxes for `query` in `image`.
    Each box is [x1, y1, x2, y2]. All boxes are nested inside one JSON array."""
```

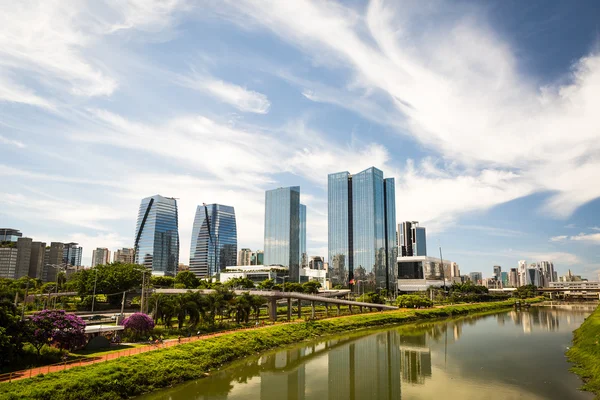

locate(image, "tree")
[[0, 300, 28, 368], [31, 310, 86, 353], [396, 295, 433, 308], [250, 295, 266, 321], [232, 293, 253, 323], [69, 263, 146, 306], [175, 271, 199, 289], [150, 276, 175, 288], [283, 282, 304, 293], [357, 291, 385, 304], [302, 281, 321, 294], [257, 279, 275, 290], [224, 277, 255, 289], [516, 284, 538, 299], [122, 313, 155, 340]]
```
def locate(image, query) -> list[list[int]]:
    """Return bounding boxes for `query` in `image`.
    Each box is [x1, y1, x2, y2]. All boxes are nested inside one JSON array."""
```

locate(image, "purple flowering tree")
[[31, 310, 86, 355], [122, 313, 154, 341]]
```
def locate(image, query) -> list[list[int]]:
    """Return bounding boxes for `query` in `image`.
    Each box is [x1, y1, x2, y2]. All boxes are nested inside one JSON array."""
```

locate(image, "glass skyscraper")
[[299, 204, 307, 269], [134, 194, 179, 276], [264, 186, 301, 282], [63, 242, 82, 267], [328, 167, 396, 291], [189, 204, 237, 278]]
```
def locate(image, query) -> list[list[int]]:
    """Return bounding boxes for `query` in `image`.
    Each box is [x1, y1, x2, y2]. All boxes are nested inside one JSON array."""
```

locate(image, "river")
[[139, 304, 596, 400]]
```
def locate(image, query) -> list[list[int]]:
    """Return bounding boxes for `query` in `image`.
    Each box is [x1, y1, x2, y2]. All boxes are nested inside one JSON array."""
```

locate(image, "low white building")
[[549, 281, 600, 290], [300, 267, 327, 287], [219, 265, 289, 284], [397, 255, 458, 293]]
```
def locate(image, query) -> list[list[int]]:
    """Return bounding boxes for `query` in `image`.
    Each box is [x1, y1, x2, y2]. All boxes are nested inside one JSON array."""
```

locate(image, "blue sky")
[[1, 0, 599, 279]]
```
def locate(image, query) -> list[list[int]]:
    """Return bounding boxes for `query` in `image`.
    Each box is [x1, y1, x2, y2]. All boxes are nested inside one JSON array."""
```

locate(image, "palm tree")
[[251, 295, 266, 321], [175, 293, 200, 330]]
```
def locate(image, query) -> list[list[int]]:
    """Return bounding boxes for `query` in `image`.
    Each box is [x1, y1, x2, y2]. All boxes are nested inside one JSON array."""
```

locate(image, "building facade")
[[43, 242, 65, 282], [309, 256, 324, 270], [238, 248, 252, 266], [0, 229, 22, 243], [299, 204, 307, 269], [493, 265, 502, 281], [469, 272, 483, 284], [189, 204, 237, 278], [134, 195, 180, 276], [508, 268, 518, 287], [328, 167, 396, 291], [0, 246, 18, 279], [399, 221, 427, 257], [264, 187, 301, 281], [92, 248, 111, 267], [63, 242, 82, 267], [114, 248, 135, 264], [252, 250, 264, 265]]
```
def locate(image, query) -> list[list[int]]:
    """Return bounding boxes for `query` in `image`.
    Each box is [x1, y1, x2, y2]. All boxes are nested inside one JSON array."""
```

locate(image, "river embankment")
[[568, 304, 600, 399]]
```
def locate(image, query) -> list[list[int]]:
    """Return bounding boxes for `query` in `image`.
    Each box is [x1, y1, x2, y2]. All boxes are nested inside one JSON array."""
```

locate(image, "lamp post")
[[91, 267, 98, 313], [281, 275, 290, 293]]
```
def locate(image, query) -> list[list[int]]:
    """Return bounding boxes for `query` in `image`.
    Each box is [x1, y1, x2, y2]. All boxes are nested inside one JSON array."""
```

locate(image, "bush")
[[122, 313, 154, 341], [396, 295, 433, 308]]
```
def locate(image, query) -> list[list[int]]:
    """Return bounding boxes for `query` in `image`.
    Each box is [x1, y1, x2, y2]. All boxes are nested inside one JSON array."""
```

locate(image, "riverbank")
[[0, 299, 542, 400], [567, 303, 600, 398]]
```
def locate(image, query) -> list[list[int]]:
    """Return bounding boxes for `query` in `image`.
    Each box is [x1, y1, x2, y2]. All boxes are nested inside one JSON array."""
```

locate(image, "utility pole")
[[439, 246, 446, 292], [21, 278, 30, 321], [91, 268, 98, 313], [140, 270, 145, 314], [120, 291, 126, 316]]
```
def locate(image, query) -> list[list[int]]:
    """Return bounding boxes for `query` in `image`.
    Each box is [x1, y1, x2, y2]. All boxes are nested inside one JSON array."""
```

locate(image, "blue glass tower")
[[264, 186, 300, 282], [134, 195, 179, 276], [299, 204, 307, 268], [189, 204, 237, 278], [328, 167, 396, 291]]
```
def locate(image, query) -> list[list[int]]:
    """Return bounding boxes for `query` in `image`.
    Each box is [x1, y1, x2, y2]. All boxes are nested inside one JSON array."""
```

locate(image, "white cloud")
[[549, 235, 568, 242], [589, 227, 600, 231], [564, 223, 577, 229], [216, 0, 600, 223], [177, 72, 271, 114], [520, 251, 583, 265], [0, 135, 26, 149], [570, 233, 600, 244]]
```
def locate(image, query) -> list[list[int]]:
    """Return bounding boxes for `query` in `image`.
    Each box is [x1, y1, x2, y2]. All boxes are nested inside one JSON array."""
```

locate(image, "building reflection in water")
[[509, 308, 562, 334]]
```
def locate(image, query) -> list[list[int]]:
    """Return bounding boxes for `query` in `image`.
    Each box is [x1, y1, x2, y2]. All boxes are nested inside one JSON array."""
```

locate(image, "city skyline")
[[1, 1, 599, 278]]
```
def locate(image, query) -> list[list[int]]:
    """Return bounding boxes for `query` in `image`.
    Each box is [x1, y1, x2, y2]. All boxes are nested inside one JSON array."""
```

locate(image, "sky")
[[1, 0, 600, 279]]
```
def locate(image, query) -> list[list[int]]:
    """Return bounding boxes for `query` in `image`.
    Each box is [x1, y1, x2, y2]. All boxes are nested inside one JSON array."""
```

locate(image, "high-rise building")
[[91, 248, 111, 267], [134, 195, 180, 276], [252, 250, 264, 265], [328, 167, 396, 290], [539, 261, 555, 287], [399, 221, 427, 257], [509, 268, 518, 287], [264, 187, 301, 281], [526, 265, 541, 286], [28, 241, 46, 279], [15, 237, 32, 279], [493, 265, 502, 281], [189, 204, 237, 278], [309, 256, 324, 270], [0, 228, 22, 243], [501, 271, 509, 287], [299, 204, 307, 269], [63, 243, 82, 267], [0, 244, 18, 279], [469, 272, 482, 284], [44, 242, 65, 282], [113, 248, 135, 264], [238, 248, 252, 266], [517, 260, 528, 287]]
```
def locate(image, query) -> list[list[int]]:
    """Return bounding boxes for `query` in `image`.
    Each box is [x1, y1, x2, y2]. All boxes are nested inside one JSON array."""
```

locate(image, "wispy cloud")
[[457, 225, 523, 238], [564, 223, 577, 229], [0, 135, 26, 149], [549, 235, 568, 242], [177, 72, 271, 114], [570, 233, 600, 243]]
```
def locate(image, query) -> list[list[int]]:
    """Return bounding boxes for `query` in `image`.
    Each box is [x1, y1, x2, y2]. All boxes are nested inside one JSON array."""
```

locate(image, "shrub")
[[122, 313, 154, 341], [31, 310, 86, 353], [396, 294, 433, 308]]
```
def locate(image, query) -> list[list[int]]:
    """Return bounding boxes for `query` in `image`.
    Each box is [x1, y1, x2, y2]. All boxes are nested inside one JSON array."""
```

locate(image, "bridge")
[[154, 288, 397, 320]]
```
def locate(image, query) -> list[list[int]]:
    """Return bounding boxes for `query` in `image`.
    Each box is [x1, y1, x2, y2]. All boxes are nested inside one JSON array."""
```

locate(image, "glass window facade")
[[414, 227, 427, 256], [299, 204, 307, 269], [189, 204, 237, 278], [264, 186, 300, 281], [134, 195, 179, 276], [328, 167, 397, 291], [63, 242, 82, 267]]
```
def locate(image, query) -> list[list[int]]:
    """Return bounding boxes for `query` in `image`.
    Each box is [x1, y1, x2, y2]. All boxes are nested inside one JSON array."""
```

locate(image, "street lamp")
[[45, 263, 67, 309], [281, 275, 290, 293], [91, 267, 99, 313]]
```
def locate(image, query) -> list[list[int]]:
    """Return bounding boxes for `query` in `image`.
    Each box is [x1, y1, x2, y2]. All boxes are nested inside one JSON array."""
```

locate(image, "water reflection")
[[139, 305, 596, 400]]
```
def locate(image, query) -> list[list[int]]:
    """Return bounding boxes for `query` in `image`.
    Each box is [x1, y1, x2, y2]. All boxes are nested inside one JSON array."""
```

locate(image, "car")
[[111, 313, 124, 320], [89, 315, 103, 321]]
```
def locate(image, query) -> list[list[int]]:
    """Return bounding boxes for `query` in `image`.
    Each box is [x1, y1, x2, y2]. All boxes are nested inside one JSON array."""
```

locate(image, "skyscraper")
[[328, 167, 396, 290], [469, 272, 482, 284], [493, 265, 502, 281], [238, 248, 252, 266], [399, 221, 427, 257], [43, 242, 64, 282], [113, 248, 135, 264], [28, 241, 45, 279], [252, 250, 264, 265], [509, 268, 518, 287], [92, 248, 111, 267], [63, 243, 82, 267], [264, 187, 301, 281], [299, 204, 307, 269], [134, 195, 179, 276], [189, 204, 237, 278], [0, 229, 22, 242]]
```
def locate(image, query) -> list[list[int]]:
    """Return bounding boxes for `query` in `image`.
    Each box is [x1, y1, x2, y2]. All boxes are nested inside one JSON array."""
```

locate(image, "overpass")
[[154, 288, 397, 320]]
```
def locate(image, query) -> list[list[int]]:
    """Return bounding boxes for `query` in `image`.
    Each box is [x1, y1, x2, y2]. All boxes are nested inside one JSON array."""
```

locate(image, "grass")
[[567, 303, 600, 398], [0, 298, 542, 400], [71, 344, 145, 358]]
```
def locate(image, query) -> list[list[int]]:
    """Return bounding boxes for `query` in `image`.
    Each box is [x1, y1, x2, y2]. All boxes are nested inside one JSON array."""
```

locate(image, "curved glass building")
[[134, 195, 179, 276], [189, 204, 237, 278], [328, 167, 396, 291]]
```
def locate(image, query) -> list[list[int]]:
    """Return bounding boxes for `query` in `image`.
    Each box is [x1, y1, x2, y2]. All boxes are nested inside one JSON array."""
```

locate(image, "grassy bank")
[[567, 304, 600, 398], [0, 299, 541, 400]]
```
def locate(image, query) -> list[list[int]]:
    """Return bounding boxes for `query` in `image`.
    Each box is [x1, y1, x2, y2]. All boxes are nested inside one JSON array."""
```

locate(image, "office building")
[[190, 203, 237, 278], [526, 264, 541, 286], [0, 229, 22, 243], [299, 204, 307, 269], [493, 265, 502, 281], [14, 237, 32, 279], [252, 250, 264, 265], [91, 248, 111, 267], [501, 271, 509, 287], [469, 272, 482, 284], [134, 194, 180, 276], [43, 242, 65, 282], [238, 248, 252, 266], [113, 248, 135, 264], [28, 241, 46, 279], [517, 260, 528, 287], [539, 261, 555, 286], [309, 256, 324, 270], [63, 242, 82, 267], [399, 221, 427, 257], [397, 255, 458, 291], [509, 268, 518, 287], [264, 187, 301, 281], [328, 167, 396, 290], [219, 265, 289, 284], [0, 244, 18, 279]]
